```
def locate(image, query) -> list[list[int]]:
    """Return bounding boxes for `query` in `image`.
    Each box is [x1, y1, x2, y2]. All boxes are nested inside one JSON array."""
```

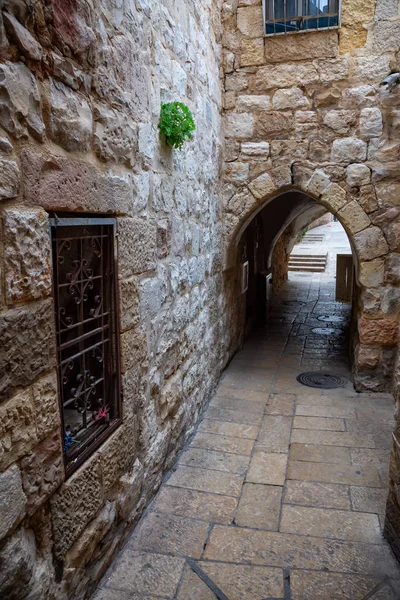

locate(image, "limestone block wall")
[[221, 0, 400, 390], [221, 0, 400, 557], [0, 1, 228, 598]]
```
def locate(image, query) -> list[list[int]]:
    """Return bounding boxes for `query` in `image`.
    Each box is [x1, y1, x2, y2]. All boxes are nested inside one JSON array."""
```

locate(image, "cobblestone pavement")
[[94, 224, 400, 600]]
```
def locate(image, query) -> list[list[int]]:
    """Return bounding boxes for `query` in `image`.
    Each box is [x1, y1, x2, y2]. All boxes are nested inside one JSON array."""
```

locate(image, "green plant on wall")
[[158, 102, 195, 149]]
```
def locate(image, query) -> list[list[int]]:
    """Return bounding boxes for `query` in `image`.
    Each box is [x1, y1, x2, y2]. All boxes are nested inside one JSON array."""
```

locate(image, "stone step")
[[288, 265, 326, 272]]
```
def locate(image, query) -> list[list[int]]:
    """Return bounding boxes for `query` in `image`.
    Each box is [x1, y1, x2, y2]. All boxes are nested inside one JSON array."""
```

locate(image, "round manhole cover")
[[318, 315, 347, 323], [297, 372, 348, 389], [311, 327, 339, 335]]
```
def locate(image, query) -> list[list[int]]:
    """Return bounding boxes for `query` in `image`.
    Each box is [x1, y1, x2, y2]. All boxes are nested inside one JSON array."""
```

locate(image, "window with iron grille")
[[50, 217, 121, 476], [263, 0, 340, 36]]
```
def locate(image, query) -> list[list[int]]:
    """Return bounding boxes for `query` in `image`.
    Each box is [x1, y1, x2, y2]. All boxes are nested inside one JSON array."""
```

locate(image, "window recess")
[[263, 0, 340, 36], [50, 216, 121, 477]]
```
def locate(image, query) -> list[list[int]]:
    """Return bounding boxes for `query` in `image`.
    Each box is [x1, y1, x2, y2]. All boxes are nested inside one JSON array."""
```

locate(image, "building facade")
[[0, 0, 399, 597]]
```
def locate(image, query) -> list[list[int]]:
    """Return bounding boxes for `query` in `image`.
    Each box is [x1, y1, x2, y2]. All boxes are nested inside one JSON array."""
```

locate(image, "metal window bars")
[[50, 217, 122, 477], [263, 0, 340, 36]]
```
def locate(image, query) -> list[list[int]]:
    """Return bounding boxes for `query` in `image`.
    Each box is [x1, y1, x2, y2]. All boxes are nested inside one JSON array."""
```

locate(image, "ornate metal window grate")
[[50, 217, 121, 476], [263, 0, 340, 36]]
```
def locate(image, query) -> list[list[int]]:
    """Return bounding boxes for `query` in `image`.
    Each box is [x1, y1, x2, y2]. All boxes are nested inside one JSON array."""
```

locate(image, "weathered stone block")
[[237, 6, 264, 38], [0, 158, 20, 201], [99, 419, 137, 494], [225, 72, 248, 92], [337, 201, 370, 234], [346, 164, 371, 188], [257, 112, 294, 135], [225, 161, 249, 183], [65, 501, 117, 569], [0, 527, 38, 600], [94, 104, 137, 166], [357, 345, 381, 370], [0, 388, 37, 471], [3, 11, 43, 61], [237, 95, 271, 112], [320, 184, 348, 213], [49, 79, 93, 152], [306, 170, 331, 198], [360, 108, 383, 139], [0, 61, 44, 140], [240, 38, 264, 66], [119, 276, 140, 332], [264, 30, 338, 63], [272, 88, 310, 110], [117, 458, 144, 521], [255, 63, 319, 90], [354, 226, 389, 260], [20, 430, 63, 516], [118, 218, 157, 278], [120, 326, 148, 374], [241, 142, 270, 157], [323, 110, 356, 135], [342, 85, 376, 108], [350, 56, 391, 84], [0, 464, 27, 540], [359, 316, 398, 347], [315, 57, 349, 83], [32, 371, 60, 441], [22, 150, 132, 215], [385, 254, 400, 285], [225, 113, 254, 139], [359, 259, 385, 288], [50, 454, 104, 560], [375, 182, 400, 207], [0, 299, 56, 399], [358, 185, 379, 213], [4, 208, 52, 304], [331, 137, 367, 163], [248, 173, 276, 200]]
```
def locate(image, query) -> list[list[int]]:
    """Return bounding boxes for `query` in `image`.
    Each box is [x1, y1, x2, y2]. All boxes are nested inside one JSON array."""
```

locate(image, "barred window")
[[50, 217, 121, 476], [263, 0, 340, 36]]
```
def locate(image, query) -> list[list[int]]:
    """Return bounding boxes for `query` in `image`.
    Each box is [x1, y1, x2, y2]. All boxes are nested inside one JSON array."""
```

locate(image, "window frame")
[[262, 0, 341, 37], [50, 215, 122, 478]]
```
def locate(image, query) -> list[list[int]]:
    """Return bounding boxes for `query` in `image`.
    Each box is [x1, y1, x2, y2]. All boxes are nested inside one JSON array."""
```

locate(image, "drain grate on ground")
[[311, 327, 340, 335], [318, 315, 347, 323], [297, 371, 348, 389]]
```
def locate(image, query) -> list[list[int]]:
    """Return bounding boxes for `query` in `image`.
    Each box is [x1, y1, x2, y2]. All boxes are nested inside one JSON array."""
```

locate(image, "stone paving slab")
[[287, 460, 382, 487], [167, 465, 244, 496], [284, 480, 351, 510], [235, 483, 282, 530], [197, 419, 259, 439], [246, 452, 288, 485], [289, 443, 352, 464], [280, 505, 382, 543], [151, 486, 237, 524], [190, 431, 254, 455], [203, 526, 400, 576], [94, 268, 400, 599]]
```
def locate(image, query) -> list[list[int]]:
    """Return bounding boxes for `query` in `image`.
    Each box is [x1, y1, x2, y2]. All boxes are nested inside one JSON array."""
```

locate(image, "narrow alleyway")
[[94, 224, 400, 600]]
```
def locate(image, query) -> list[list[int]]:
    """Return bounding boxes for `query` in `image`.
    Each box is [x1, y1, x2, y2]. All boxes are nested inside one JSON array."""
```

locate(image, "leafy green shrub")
[[158, 102, 195, 149]]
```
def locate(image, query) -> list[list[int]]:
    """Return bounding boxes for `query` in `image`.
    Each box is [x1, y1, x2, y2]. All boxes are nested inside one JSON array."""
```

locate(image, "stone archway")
[[223, 164, 397, 394]]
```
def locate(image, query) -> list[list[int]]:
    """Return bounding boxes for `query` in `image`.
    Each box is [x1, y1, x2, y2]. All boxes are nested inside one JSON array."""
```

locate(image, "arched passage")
[[223, 168, 397, 393]]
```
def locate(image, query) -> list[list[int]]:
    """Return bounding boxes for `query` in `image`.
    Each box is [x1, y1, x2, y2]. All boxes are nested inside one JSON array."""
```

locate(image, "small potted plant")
[[158, 101, 195, 149]]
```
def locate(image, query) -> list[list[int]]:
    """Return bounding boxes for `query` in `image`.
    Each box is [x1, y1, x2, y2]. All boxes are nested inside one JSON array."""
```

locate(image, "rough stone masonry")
[[0, 0, 399, 598]]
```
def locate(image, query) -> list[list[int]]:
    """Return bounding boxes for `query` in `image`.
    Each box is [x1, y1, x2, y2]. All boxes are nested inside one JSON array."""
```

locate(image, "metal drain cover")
[[318, 315, 347, 323], [311, 327, 339, 335], [297, 371, 348, 389]]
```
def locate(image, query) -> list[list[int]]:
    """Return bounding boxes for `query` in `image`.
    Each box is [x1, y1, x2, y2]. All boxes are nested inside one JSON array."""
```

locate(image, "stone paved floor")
[[94, 223, 400, 600]]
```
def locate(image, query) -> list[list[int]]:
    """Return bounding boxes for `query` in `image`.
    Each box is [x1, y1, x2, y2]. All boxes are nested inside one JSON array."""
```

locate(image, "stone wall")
[[220, 0, 400, 558], [0, 1, 227, 598], [221, 0, 400, 391]]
